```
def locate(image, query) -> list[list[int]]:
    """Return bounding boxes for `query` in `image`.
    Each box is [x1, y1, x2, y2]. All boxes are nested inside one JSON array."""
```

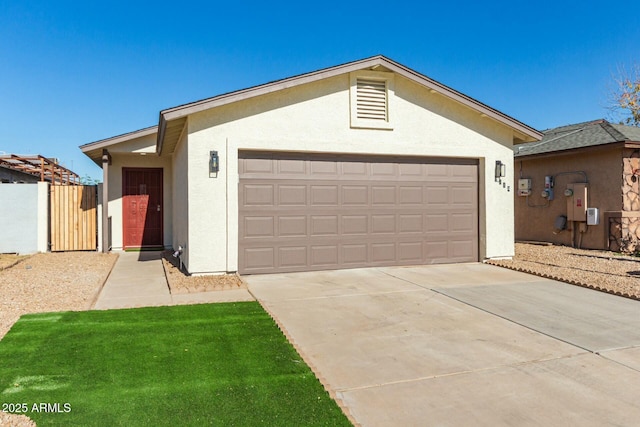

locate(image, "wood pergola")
[[0, 154, 80, 185]]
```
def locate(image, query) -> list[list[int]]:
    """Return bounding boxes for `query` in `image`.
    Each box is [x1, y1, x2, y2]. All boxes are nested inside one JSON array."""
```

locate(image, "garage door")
[[238, 152, 478, 274]]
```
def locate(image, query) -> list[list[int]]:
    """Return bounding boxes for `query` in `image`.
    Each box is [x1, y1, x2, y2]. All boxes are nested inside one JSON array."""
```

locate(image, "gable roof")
[[514, 119, 640, 158], [157, 55, 542, 155], [80, 55, 543, 162]]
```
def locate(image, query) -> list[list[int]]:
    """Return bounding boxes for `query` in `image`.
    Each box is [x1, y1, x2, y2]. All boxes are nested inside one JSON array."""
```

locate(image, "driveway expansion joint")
[[428, 287, 598, 353], [596, 346, 640, 373], [262, 288, 428, 303], [335, 352, 590, 393]]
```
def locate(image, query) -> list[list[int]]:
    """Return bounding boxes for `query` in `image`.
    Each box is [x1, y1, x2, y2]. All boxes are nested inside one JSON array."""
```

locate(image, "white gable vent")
[[350, 71, 394, 130], [356, 79, 387, 121]]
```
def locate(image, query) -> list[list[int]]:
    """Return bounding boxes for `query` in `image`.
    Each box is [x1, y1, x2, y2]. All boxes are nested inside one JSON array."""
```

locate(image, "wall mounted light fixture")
[[209, 151, 219, 174], [495, 160, 506, 182]]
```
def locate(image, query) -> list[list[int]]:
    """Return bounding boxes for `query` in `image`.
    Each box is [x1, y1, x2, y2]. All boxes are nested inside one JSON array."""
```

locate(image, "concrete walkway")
[[245, 263, 640, 427], [93, 251, 253, 310]]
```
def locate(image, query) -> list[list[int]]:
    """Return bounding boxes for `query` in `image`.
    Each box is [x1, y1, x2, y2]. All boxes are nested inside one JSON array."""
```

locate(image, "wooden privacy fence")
[[50, 185, 97, 251]]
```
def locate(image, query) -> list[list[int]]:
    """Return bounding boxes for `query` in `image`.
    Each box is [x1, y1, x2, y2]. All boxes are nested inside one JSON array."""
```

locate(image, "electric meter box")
[[587, 208, 599, 225], [566, 183, 588, 221], [518, 179, 532, 190]]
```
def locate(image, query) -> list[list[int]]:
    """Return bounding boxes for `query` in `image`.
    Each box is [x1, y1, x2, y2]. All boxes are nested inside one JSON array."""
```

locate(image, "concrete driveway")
[[244, 263, 640, 426]]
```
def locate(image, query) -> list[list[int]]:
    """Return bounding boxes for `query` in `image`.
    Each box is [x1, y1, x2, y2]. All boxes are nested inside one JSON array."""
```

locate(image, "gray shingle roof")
[[610, 123, 640, 141], [514, 119, 640, 157]]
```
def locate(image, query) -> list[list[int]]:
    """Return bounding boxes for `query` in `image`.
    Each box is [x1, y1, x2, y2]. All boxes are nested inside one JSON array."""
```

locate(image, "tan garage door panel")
[[239, 153, 478, 274]]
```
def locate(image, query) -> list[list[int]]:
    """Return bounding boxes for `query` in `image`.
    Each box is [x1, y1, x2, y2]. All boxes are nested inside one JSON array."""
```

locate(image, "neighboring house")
[[80, 55, 541, 275], [0, 165, 40, 183], [0, 155, 80, 185], [514, 119, 640, 252]]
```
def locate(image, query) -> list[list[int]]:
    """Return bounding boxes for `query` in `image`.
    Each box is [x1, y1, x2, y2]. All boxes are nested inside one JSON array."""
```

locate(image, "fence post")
[[37, 181, 49, 252]]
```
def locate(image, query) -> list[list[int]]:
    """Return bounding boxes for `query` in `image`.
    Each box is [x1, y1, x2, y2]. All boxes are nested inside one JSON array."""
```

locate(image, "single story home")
[[81, 55, 541, 275], [514, 119, 640, 252]]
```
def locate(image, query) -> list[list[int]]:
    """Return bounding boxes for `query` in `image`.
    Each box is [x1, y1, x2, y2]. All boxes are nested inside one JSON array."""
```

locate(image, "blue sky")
[[1, 1, 639, 180]]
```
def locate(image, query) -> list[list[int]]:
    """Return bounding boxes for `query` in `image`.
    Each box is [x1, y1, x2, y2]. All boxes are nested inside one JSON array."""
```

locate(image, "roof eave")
[[156, 114, 167, 155], [159, 56, 387, 121], [80, 126, 157, 153], [80, 125, 157, 165], [156, 55, 542, 152], [515, 141, 626, 160], [376, 59, 542, 142], [624, 140, 640, 149]]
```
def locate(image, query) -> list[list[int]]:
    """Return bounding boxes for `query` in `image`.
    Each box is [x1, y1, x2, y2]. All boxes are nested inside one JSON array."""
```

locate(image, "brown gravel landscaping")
[[0, 252, 118, 340], [488, 242, 640, 299], [0, 411, 36, 427], [161, 251, 245, 294]]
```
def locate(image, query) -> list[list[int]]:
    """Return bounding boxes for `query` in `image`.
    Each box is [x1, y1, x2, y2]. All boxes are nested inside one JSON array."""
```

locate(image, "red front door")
[[122, 168, 163, 249]]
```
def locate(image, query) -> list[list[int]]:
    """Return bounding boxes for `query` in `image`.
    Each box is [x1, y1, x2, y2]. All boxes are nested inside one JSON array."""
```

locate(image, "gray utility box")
[[586, 207, 599, 225]]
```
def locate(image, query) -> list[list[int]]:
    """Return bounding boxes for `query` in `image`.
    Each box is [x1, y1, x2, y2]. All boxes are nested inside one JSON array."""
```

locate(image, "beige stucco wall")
[[514, 147, 623, 249], [180, 72, 519, 274], [104, 133, 173, 251], [171, 125, 189, 266], [105, 132, 158, 154]]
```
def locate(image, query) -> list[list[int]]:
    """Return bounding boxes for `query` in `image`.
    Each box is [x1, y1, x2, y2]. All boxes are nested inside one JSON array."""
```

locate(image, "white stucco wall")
[[172, 125, 189, 266], [181, 72, 517, 274], [0, 182, 49, 254]]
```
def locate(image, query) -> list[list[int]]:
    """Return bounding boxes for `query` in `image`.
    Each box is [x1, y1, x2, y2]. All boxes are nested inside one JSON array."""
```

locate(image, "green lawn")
[[0, 303, 351, 426]]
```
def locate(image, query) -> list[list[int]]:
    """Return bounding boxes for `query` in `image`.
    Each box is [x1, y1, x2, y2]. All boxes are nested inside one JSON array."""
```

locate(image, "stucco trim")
[[157, 56, 542, 154]]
